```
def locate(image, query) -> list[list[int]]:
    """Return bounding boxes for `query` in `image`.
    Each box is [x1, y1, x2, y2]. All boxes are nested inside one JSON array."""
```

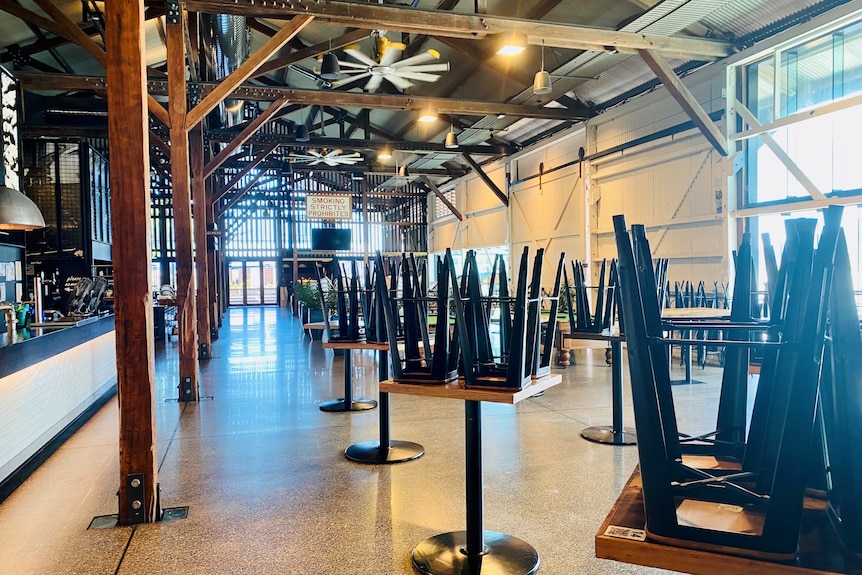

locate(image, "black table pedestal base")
[[670, 378, 706, 386], [580, 425, 637, 445], [319, 398, 377, 412], [344, 440, 424, 464], [412, 530, 539, 575]]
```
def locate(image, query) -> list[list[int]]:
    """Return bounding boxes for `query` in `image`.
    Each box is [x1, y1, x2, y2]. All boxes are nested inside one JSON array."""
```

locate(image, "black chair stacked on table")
[[613, 206, 843, 561], [665, 276, 733, 371], [563, 258, 620, 335], [377, 251, 459, 384], [819, 230, 862, 560], [358, 261, 380, 343], [324, 258, 365, 343], [487, 254, 513, 363], [450, 247, 563, 390]]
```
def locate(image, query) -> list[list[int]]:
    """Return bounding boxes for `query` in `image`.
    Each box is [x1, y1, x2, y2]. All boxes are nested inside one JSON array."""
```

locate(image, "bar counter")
[[0, 315, 116, 495]]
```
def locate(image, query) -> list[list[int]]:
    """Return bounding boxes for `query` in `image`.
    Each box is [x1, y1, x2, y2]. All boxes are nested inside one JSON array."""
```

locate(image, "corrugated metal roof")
[[701, 0, 836, 41]]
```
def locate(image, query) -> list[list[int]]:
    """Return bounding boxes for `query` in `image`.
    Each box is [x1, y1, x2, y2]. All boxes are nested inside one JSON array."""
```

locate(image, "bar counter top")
[[0, 315, 115, 378]]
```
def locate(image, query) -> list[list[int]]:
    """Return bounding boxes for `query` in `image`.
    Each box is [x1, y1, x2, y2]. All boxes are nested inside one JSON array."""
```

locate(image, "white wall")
[[588, 66, 731, 287], [0, 332, 117, 484]]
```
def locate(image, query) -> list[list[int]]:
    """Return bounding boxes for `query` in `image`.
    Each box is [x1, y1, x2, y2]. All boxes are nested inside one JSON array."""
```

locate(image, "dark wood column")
[[106, 0, 158, 524], [167, 10, 199, 400], [206, 177, 222, 333], [191, 124, 212, 356]]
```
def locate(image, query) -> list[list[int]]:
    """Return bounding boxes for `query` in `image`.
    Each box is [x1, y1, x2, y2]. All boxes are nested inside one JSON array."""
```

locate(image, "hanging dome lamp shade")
[[320, 52, 341, 80], [533, 70, 552, 95], [532, 40, 553, 96], [444, 129, 459, 149], [295, 124, 310, 142], [0, 186, 45, 230]]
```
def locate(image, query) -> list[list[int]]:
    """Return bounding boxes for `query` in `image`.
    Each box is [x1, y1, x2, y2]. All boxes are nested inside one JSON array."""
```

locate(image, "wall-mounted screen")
[[311, 228, 351, 251]]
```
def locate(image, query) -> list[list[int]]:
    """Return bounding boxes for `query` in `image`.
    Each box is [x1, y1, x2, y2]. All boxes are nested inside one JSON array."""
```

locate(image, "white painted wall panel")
[[463, 165, 508, 214], [464, 208, 507, 248], [429, 218, 461, 253], [588, 63, 731, 289], [594, 70, 725, 154], [0, 332, 117, 483]]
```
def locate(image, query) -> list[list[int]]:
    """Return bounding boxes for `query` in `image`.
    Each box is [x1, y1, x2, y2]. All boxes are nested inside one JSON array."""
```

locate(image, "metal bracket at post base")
[[199, 343, 210, 360], [125, 473, 146, 524], [179, 376, 195, 402], [165, 0, 180, 24]]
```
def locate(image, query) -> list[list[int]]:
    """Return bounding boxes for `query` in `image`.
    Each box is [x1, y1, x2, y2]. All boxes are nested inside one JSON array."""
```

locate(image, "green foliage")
[[295, 281, 337, 314]]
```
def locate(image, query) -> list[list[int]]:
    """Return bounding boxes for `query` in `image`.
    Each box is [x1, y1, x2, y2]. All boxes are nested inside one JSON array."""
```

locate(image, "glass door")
[[245, 263, 262, 304], [228, 261, 245, 306], [227, 260, 278, 306], [262, 261, 278, 305]]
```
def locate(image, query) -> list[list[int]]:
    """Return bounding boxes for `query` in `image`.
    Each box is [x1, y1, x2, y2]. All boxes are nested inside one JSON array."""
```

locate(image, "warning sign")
[[306, 194, 352, 220]]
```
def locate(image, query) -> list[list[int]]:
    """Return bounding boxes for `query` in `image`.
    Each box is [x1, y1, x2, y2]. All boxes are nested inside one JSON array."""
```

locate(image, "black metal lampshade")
[[295, 124, 310, 142], [320, 52, 341, 80]]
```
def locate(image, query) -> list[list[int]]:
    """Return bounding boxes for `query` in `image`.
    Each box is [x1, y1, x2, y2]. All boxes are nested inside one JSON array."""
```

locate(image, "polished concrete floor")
[[0, 307, 736, 575]]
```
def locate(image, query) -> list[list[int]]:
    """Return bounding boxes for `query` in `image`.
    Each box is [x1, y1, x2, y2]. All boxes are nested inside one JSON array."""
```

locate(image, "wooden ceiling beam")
[[638, 49, 728, 156], [204, 97, 288, 178], [462, 153, 508, 207], [184, 0, 734, 60], [185, 15, 314, 129], [21, 0, 170, 126], [0, 0, 68, 40], [210, 132, 510, 156], [31, 0, 106, 64], [417, 175, 463, 221], [219, 158, 465, 177], [252, 29, 370, 79], [18, 73, 588, 121]]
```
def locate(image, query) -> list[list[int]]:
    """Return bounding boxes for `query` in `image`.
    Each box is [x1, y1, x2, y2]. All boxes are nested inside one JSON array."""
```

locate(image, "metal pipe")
[[1, 303, 17, 340], [33, 276, 43, 323]]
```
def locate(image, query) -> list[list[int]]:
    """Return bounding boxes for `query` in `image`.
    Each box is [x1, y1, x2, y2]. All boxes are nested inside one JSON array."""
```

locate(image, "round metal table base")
[[670, 379, 706, 386], [412, 530, 539, 575], [344, 440, 425, 464], [319, 398, 377, 412], [580, 426, 637, 446]]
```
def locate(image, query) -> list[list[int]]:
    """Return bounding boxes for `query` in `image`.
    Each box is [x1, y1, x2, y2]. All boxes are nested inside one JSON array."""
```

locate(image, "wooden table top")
[[595, 468, 854, 575], [662, 308, 732, 320], [322, 340, 389, 351], [380, 373, 561, 404]]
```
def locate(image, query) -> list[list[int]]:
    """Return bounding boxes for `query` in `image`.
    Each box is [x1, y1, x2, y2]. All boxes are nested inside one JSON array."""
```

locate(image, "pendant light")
[[0, 185, 45, 230], [378, 145, 392, 160], [319, 21, 341, 80], [295, 124, 310, 142], [320, 53, 340, 81], [533, 41, 552, 95], [444, 120, 459, 149]]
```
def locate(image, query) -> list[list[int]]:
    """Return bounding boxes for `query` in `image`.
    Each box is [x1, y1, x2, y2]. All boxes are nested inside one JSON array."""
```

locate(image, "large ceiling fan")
[[330, 34, 450, 92], [289, 149, 364, 167]]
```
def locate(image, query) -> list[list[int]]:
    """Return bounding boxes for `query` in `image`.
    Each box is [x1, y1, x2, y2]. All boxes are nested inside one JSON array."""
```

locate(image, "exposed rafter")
[[638, 49, 728, 156], [462, 153, 508, 207], [185, 15, 314, 129], [184, 0, 735, 60], [417, 175, 463, 221], [18, 73, 592, 120]]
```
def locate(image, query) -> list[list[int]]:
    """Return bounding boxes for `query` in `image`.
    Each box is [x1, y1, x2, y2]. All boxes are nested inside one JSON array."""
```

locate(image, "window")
[[741, 17, 862, 206]]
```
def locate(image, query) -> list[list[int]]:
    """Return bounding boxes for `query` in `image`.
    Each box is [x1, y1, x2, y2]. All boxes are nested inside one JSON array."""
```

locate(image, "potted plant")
[[295, 280, 338, 339]]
